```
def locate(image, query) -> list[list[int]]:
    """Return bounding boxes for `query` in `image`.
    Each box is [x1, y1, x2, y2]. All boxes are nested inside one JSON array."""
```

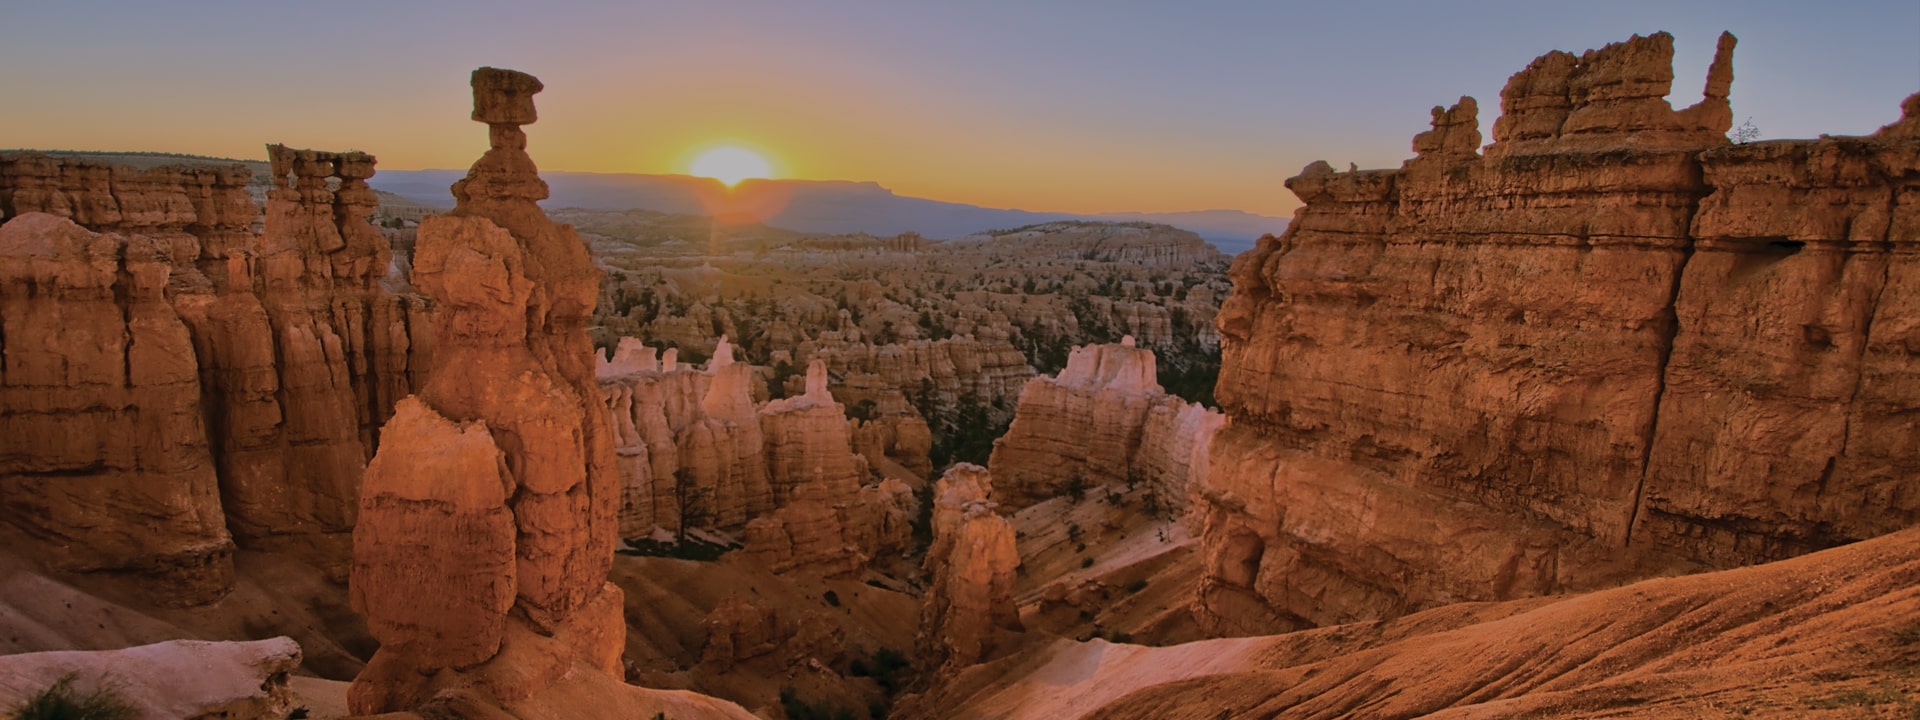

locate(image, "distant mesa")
[[367, 169, 1284, 253]]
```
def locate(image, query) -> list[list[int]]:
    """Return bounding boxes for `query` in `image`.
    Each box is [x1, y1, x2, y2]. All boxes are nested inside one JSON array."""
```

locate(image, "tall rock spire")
[[348, 67, 625, 714]]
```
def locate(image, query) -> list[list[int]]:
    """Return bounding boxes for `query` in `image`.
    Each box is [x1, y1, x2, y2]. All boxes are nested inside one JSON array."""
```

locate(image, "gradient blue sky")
[[3, 0, 1915, 215]]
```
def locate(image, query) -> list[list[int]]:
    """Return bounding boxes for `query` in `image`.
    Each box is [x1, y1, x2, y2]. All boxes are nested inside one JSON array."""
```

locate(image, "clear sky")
[[3, 0, 1915, 216]]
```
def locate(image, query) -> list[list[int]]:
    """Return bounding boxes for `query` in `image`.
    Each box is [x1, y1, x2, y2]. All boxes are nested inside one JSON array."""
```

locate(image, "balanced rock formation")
[[989, 338, 1225, 514], [917, 464, 1022, 672], [1200, 31, 1920, 636], [348, 67, 626, 714]]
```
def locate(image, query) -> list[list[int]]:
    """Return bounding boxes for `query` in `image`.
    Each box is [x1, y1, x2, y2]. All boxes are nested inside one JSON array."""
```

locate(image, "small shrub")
[[617, 536, 738, 561], [1124, 579, 1149, 593], [1064, 475, 1087, 502], [779, 687, 859, 720], [823, 590, 841, 607], [1080, 557, 1094, 569], [1894, 621, 1920, 645], [1801, 683, 1908, 710], [11, 673, 137, 720], [866, 647, 911, 694]]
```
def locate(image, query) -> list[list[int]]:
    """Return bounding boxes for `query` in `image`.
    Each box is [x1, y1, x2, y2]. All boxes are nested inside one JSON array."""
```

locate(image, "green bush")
[[11, 673, 137, 720]]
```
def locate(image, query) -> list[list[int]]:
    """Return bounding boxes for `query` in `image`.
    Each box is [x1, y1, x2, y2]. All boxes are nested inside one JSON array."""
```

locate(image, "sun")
[[689, 146, 773, 187]]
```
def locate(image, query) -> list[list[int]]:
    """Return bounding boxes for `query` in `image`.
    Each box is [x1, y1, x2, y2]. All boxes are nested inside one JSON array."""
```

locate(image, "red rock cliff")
[[1200, 31, 1920, 636]]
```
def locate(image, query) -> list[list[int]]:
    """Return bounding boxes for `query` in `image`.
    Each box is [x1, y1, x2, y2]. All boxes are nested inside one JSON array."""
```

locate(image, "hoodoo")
[[347, 68, 710, 716]]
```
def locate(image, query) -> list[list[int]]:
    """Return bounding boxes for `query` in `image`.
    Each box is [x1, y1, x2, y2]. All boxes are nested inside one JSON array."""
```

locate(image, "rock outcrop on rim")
[[1199, 30, 1920, 636]]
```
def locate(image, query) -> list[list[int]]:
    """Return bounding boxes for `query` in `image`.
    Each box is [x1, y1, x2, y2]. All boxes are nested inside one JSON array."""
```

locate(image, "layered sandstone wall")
[[988, 338, 1224, 512], [795, 334, 1034, 419], [968, 221, 1225, 268], [0, 145, 426, 599], [1199, 31, 1920, 635], [598, 339, 773, 534], [600, 341, 916, 574], [0, 214, 235, 603], [745, 360, 915, 574]]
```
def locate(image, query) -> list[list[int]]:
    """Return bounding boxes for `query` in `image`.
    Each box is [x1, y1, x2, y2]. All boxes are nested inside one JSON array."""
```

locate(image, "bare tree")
[[1731, 117, 1761, 144]]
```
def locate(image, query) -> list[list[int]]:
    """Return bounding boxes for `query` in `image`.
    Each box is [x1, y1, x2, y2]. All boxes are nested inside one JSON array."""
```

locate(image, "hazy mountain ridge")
[[368, 169, 1282, 254]]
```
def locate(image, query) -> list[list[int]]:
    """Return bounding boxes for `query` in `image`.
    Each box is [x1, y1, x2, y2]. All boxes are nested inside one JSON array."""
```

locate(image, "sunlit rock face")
[[746, 359, 915, 575], [596, 339, 773, 535], [599, 349, 914, 575], [348, 67, 627, 715], [0, 143, 425, 600], [917, 464, 1023, 673], [1199, 31, 1920, 636], [988, 337, 1224, 515]]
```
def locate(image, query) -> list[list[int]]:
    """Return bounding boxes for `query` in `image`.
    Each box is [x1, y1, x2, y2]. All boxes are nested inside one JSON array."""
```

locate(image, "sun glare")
[[689, 146, 773, 187]]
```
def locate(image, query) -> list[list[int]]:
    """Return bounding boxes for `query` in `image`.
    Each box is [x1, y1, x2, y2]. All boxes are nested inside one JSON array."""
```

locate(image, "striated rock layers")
[[969, 221, 1227, 269], [348, 67, 625, 714], [1201, 31, 1920, 636], [0, 146, 425, 601], [0, 213, 234, 602], [917, 464, 1022, 673], [796, 334, 1034, 420], [599, 341, 914, 574], [598, 337, 773, 534], [746, 360, 914, 575], [989, 337, 1225, 513]]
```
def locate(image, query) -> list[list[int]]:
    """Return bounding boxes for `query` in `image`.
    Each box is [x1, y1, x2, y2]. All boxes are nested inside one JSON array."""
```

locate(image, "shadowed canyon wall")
[[1199, 31, 1920, 635]]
